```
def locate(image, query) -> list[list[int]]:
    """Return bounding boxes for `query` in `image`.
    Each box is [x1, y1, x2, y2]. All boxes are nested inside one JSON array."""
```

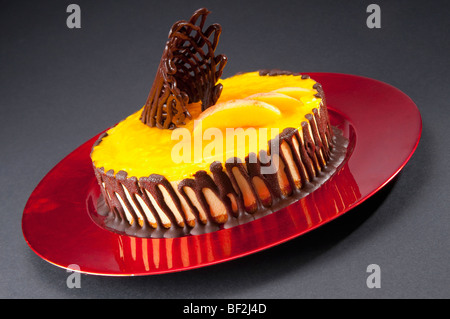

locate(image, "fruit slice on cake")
[[192, 99, 282, 135], [271, 87, 316, 99]]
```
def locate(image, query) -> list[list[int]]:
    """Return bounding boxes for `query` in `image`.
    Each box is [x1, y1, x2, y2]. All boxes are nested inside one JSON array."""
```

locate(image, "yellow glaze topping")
[[91, 72, 321, 181]]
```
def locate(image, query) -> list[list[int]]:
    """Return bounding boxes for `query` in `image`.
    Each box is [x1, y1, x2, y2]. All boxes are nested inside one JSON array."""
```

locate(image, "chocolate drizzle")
[[92, 70, 348, 238], [140, 8, 227, 129]]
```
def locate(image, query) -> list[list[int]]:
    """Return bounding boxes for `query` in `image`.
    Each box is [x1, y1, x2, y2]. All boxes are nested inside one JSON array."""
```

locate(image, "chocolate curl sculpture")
[[140, 8, 228, 129]]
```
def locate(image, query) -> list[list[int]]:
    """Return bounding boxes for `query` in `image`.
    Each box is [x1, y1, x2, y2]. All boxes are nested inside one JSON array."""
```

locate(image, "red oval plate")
[[22, 73, 422, 276]]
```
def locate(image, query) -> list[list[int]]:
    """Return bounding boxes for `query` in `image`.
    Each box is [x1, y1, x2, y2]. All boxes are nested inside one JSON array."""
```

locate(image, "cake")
[[90, 8, 340, 238]]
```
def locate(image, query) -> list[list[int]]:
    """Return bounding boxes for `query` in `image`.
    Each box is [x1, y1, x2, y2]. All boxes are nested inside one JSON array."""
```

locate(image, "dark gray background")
[[1, 0, 449, 299]]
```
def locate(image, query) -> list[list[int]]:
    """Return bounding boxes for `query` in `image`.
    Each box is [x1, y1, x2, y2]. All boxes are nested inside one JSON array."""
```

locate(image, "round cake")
[[90, 8, 339, 238]]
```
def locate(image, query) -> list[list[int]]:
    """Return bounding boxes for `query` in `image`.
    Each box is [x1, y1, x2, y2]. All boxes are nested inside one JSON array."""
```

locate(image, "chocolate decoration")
[[259, 69, 300, 76], [245, 151, 280, 207], [140, 8, 227, 129], [210, 161, 240, 214], [92, 70, 348, 238]]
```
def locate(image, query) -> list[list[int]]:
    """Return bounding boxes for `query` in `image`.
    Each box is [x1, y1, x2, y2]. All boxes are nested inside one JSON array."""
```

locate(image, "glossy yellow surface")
[[91, 72, 320, 180]]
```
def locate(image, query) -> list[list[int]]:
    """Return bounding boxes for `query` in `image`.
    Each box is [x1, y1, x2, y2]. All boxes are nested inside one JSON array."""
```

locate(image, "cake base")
[[91, 127, 348, 238]]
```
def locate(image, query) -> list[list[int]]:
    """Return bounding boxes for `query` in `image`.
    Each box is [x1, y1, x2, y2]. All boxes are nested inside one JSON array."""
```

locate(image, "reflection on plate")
[[22, 73, 421, 276]]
